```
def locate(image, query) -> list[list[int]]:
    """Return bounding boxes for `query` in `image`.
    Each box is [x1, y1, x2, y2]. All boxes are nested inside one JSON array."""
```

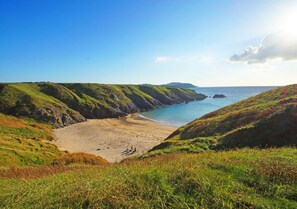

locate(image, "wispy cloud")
[[154, 56, 169, 63], [198, 56, 213, 64], [230, 33, 297, 64], [154, 55, 213, 64]]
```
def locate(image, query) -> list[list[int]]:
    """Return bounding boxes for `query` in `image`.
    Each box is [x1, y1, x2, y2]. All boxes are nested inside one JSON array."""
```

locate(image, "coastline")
[[53, 114, 176, 163]]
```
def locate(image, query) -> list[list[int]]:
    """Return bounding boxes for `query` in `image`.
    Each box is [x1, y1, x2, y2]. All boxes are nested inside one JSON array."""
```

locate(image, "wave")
[[137, 114, 167, 124]]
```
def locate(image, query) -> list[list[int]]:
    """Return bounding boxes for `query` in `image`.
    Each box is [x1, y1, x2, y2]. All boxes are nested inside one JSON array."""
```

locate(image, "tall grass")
[[0, 113, 62, 167], [0, 148, 296, 208], [52, 153, 109, 166]]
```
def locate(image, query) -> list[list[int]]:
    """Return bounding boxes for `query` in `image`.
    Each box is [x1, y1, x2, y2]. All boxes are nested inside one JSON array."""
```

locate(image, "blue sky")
[[1, 0, 297, 86]]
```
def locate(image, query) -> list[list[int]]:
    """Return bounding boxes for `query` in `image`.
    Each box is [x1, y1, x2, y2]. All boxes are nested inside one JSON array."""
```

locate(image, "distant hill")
[[147, 84, 297, 156], [163, 82, 197, 89], [0, 82, 206, 128]]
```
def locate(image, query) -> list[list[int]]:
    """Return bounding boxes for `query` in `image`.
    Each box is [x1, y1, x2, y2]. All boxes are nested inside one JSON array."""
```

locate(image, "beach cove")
[[53, 114, 176, 163]]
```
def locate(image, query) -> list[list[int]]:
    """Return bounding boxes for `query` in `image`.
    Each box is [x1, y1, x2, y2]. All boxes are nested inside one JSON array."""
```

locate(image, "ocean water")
[[140, 86, 277, 127]]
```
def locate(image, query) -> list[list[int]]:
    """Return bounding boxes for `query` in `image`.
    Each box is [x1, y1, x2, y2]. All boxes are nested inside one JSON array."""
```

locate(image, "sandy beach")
[[53, 114, 176, 163]]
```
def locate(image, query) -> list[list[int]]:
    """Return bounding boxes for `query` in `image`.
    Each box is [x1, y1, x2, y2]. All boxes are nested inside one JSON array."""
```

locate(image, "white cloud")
[[154, 56, 169, 63], [154, 55, 213, 64], [230, 33, 297, 64]]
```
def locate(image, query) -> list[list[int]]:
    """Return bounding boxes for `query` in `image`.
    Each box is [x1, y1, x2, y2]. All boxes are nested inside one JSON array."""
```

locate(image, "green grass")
[[0, 113, 62, 167], [152, 84, 297, 155], [142, 137, 218, 158], [0, 148, 296, 208]]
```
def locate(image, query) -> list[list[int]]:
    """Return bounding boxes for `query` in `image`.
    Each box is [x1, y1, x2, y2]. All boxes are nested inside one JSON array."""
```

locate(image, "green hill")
[[148, 84, 297, 156], [0, 82, 206, 127]]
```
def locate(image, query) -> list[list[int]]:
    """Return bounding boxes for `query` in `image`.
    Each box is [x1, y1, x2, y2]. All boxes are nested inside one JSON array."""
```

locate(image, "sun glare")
[[278, 7, 297, 38]]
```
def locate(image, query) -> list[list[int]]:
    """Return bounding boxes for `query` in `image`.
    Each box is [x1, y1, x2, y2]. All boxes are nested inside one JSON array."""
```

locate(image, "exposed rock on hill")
[[0, 82, 206, 127]]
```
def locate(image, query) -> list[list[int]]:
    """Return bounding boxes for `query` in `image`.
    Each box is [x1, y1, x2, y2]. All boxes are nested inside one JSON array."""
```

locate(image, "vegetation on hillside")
[[0, 83, 86, 127], [0, 148, 296, 208], [0, 113, 109, 167], [0, 82, 206, 127], [149, 84, 297, 156], [0, 113, 61, 167], [52, 152, 109, 166]]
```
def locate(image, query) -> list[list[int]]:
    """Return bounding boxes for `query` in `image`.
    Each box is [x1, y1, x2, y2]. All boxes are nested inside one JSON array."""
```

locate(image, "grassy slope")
[[0, 113, 62, 167], [0, 83, 78, 114], [0, 83, 86, 127], [0, 113, 108, 167], [61, 83, 203, 109], [0, 148, 296, 208], [148, 84, 297, 156]]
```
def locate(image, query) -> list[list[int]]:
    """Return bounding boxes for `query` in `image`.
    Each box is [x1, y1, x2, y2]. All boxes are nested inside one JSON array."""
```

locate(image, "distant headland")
[[162, 82, 197, 89]]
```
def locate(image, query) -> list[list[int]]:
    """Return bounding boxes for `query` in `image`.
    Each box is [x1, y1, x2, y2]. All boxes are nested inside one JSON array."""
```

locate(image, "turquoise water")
[[140, 86, 277, 127]]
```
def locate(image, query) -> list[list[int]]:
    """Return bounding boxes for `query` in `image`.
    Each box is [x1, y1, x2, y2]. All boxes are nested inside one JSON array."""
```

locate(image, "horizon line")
[[0, 81, 290, 88]]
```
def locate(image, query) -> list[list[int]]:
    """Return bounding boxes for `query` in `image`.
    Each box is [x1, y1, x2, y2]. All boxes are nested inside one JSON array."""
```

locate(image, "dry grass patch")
[[0, 166, 81, 179], [258, 159, 297, 183], [52, 152, 109, 166]]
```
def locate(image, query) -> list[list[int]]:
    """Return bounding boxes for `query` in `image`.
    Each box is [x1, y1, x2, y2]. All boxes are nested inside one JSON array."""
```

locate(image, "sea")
[[139, 86, 278, 127]]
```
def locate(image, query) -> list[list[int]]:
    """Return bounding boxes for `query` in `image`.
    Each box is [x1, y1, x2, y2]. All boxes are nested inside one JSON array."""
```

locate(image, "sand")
[[53, 114, 176, 163]]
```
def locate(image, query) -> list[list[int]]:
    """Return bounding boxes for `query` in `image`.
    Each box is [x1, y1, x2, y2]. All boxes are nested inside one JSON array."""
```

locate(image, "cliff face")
[[0, 83, 206, 127]]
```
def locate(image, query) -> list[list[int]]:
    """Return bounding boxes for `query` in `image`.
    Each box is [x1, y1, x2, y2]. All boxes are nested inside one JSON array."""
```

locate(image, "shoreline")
[[53, 114, 176, 163]]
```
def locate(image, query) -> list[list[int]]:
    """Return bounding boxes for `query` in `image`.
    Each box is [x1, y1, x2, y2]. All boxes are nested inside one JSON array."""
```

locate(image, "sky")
[[1, 0, 297, 86]]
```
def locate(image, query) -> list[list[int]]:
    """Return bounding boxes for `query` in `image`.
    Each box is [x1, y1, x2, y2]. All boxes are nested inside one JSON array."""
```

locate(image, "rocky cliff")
[[0, 82, 206, 127]]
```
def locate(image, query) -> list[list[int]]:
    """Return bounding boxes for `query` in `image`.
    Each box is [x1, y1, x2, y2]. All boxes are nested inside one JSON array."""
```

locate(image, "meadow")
[[0, 148, 296, 208]]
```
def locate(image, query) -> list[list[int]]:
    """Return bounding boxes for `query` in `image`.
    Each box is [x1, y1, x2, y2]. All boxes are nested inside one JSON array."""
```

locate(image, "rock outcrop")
[[213, 94, 226, 98]]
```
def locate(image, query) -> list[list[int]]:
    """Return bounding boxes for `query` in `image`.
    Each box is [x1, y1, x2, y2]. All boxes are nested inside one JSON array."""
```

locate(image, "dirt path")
[[53, 114, 176, 163]]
